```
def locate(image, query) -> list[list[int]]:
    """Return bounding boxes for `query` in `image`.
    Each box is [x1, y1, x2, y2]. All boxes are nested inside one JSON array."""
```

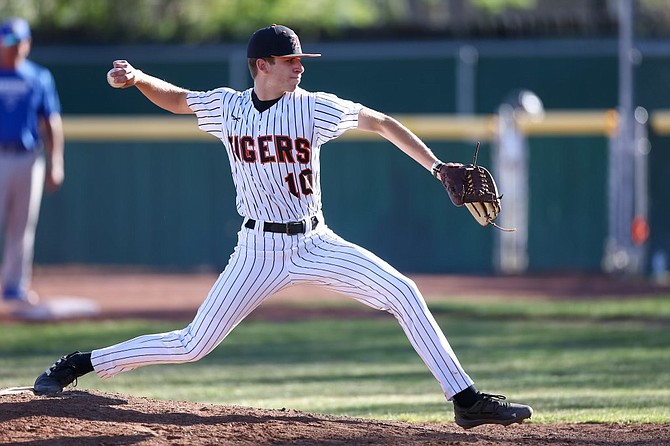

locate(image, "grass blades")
[[1, 296, 669, 423]]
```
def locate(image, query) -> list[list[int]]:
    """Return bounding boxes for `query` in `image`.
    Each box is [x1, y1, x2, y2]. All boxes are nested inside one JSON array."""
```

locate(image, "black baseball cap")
[[247, 24, 320, 59]]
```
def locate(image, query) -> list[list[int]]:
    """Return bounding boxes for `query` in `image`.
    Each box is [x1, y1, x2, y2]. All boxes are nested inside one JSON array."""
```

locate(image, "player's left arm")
[[40, 112, 65, 192], [357, 107, 456, 172]]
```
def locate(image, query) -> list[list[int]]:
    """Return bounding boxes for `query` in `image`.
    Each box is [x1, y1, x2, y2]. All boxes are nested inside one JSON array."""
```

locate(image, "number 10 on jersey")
[[285, 168, 313, 198]]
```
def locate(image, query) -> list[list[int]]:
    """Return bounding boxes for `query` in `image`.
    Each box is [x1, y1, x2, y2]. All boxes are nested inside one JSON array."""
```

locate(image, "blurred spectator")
[[0, 17, 64, 310]]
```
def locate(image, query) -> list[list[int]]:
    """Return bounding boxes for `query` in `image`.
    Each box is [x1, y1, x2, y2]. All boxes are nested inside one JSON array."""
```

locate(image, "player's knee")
[[178, 345, 209, 363], [396, 276, 422, 299], [173, 328, 213, 363]]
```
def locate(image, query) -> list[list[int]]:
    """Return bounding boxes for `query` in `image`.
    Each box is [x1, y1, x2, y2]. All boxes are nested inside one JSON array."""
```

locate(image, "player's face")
[[0, 39, 30, 66], [269, 57, 304, 92]]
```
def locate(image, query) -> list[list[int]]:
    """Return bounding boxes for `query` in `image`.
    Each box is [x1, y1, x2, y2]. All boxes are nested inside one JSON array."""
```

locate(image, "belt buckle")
[[285, 222, 291, 234]]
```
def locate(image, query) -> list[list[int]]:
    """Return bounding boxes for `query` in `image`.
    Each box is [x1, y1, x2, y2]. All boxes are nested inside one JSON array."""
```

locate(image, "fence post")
[[493, 90, 544, 274]]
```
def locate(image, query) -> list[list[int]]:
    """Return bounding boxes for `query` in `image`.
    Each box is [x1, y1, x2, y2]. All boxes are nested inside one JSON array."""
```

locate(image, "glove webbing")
[[470, 142, 516, 233]]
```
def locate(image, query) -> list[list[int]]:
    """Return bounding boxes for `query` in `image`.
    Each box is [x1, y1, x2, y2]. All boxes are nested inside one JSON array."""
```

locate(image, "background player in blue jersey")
[[0, 17, 64, 310]]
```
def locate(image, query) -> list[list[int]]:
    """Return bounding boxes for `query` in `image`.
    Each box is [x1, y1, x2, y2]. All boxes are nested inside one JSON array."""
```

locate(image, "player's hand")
[[107, 60, 142, 88], [46, 162, 64, 193]]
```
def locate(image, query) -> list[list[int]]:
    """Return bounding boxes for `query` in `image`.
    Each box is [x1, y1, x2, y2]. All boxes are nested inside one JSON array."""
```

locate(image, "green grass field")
[[2, 296, 669, 423]]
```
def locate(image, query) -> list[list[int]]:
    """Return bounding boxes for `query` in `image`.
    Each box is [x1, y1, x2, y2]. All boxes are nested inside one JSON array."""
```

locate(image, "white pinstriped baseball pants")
[[91, 218, 474, 399]]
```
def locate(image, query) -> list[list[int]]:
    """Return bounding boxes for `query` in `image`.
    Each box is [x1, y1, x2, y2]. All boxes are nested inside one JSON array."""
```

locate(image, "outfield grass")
[[1, 296, 669, 423]]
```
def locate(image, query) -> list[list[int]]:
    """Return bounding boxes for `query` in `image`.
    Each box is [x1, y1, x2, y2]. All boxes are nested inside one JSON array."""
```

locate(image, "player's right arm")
[[107, 60, 193, 115]]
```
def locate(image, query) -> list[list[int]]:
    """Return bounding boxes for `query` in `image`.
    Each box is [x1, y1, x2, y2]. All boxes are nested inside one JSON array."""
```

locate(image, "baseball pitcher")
[[33, 24, 531, 429]]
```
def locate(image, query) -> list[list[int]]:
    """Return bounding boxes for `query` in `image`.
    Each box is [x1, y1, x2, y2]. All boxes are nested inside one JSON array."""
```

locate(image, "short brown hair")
[[248, 57, 274, 79]]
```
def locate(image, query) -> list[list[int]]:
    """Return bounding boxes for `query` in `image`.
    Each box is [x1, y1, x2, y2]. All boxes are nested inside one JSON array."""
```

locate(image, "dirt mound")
[[1, 389, 668, 445]]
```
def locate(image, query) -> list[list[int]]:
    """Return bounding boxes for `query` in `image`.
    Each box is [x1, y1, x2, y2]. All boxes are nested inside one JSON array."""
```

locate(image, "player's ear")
[[257, 58, 270, 74]]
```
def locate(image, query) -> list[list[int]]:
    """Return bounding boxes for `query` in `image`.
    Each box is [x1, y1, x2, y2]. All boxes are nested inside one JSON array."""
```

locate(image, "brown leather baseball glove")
[[433, 142, 514, 232]]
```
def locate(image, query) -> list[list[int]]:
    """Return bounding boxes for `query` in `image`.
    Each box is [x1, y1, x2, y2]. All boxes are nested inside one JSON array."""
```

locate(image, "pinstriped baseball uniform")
[[90, 86, 474, 399]]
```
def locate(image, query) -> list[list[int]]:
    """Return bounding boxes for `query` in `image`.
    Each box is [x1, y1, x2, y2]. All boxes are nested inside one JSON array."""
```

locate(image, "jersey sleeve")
[[186, 87, 237, 140], [313, 92, 363, 145], [38, 68, 61, 117]]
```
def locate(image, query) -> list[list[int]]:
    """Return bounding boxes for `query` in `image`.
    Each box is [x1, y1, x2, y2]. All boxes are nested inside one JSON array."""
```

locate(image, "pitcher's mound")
[[1, 389, 668, 445]]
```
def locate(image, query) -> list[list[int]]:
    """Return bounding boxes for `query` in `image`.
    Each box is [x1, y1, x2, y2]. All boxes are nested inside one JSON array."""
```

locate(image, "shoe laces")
[[46, 353, 79, 389], [479, 393, 510, 408]]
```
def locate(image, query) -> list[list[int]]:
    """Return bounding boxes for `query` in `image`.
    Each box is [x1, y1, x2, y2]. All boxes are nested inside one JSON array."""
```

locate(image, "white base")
[[11, 296, 100, 321], [0, 386, 34, 395]]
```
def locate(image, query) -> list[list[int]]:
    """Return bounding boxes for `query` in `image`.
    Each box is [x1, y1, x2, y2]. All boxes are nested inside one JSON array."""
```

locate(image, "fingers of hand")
[[107, 60, 135, 88], [107, 68, 134, 88], [484, 202, 500, 219], [107, 68, 126, 88], [465, 202, 488, 226], [46, 167, 64, 192], [492, 200, 501, 215], [465, 201, 500, 227]]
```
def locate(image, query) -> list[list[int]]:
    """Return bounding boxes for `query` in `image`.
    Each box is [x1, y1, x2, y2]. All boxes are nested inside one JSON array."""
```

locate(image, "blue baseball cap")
[[0, 17, 31, 47]]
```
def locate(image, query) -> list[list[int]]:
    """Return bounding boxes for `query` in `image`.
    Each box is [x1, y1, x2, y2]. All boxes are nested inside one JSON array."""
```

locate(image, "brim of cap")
[[1, 35, 22, 46], [272, 53, 321, 58]]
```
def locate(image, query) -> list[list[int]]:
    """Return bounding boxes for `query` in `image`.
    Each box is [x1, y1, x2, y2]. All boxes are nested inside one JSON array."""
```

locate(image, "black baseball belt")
[[245, 216, 319, 235]]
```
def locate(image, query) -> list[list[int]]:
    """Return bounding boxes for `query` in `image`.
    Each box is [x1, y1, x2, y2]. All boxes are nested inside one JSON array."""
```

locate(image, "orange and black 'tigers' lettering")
[[228, 135, 311, 165]]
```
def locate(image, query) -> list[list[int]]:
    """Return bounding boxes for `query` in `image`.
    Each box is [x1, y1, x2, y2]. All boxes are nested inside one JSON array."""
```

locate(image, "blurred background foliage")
[[0, 0, 669, 45]]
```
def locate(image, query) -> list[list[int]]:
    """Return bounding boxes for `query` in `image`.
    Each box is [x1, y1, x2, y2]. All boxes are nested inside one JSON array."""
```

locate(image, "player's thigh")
[[3, 154, 42, 235], [293, 230, 422, 312], [192, 244, 291, 328]]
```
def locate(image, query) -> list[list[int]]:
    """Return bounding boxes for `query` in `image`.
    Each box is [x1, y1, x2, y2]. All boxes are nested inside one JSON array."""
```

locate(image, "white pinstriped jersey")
[[186, 87, 362, 223]]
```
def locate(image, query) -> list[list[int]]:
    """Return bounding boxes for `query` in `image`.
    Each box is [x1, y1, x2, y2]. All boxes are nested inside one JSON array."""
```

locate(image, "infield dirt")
[[1, 267, 669, 445], [1, 389, 669, 445]]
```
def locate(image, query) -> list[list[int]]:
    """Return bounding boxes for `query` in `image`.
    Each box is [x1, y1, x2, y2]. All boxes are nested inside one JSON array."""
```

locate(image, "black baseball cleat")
[[453, 393, 533, 429], [33, 352, 85, 395]]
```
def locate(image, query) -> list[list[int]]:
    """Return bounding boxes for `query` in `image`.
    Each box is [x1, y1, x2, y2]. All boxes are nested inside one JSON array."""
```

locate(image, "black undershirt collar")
[[252, 90, 283, 112]]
